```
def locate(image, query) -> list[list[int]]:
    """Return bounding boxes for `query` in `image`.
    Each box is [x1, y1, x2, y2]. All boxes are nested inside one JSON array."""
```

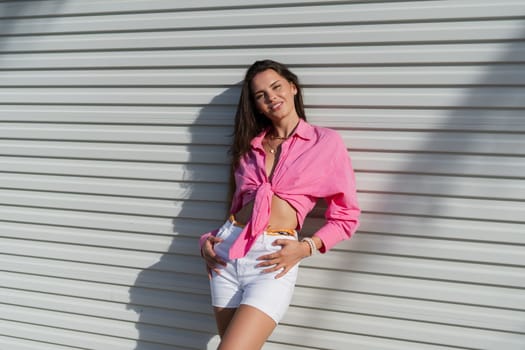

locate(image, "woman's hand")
[[256, 239, 311, 279], [201, 236, 227, 278]]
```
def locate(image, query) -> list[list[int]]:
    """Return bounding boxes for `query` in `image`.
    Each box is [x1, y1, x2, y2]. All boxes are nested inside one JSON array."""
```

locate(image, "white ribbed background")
[[0, 1, 524, 349]]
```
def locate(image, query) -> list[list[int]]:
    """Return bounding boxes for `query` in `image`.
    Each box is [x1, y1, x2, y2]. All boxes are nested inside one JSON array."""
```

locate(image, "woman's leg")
[[218, 304, 276, 350], [213, 307, 237, 337]]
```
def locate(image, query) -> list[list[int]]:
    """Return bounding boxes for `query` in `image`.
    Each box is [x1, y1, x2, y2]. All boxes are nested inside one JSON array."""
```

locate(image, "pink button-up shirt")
[[200, 119, 360, 259]]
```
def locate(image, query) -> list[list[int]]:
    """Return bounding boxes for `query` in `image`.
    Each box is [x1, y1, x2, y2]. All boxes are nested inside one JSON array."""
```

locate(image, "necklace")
[[265, 131, 289, 154], [265, 140, 278, 154], [269, 134, 289, 140], [264, 120, 300, 154]]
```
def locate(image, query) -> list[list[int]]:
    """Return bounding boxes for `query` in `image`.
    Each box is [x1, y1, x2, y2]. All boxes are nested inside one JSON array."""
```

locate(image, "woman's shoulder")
[[308, 122, 345, 146]]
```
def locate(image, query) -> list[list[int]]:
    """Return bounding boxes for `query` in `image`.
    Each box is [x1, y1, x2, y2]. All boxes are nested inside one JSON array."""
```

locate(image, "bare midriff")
[[234, 195, 298, 230], [234, 140, 299, 230]]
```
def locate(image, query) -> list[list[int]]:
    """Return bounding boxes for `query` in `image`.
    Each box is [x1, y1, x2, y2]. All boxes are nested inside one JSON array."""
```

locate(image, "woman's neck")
[[270, 117, 301, 139]]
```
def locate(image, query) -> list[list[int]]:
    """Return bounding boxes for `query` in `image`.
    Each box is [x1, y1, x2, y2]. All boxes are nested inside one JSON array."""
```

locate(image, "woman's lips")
[[271, 102, 283, 110]]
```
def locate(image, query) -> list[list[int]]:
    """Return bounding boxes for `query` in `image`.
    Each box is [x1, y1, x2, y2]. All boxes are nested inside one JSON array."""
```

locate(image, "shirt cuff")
[[313, 219, 358, 253]]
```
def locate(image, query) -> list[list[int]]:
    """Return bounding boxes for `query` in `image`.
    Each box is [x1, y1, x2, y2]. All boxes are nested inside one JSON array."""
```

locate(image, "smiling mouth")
[[271, 102, 283, 110]]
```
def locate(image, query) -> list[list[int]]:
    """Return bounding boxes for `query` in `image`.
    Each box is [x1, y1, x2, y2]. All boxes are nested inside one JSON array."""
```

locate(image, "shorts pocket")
[[215, 220, 236, 240], [262, 234, 297, 252], [214, 222, 242, 260]]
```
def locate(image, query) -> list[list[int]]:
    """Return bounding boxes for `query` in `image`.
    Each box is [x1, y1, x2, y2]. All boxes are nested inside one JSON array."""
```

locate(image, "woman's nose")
[[266, 92, 277, 102]]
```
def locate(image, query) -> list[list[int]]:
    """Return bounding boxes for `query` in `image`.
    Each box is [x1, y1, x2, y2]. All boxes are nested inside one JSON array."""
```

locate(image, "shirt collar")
[[293, 118, 314, 141], [251, 118, 313, 150]]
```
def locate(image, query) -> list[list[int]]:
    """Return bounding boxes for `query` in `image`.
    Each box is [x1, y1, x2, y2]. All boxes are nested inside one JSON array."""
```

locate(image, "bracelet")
[[301, 237, 317, 257]]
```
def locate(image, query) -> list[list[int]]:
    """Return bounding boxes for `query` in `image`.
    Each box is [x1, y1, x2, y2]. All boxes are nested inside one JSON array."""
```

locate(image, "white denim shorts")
[[209, 218, 299, 324]]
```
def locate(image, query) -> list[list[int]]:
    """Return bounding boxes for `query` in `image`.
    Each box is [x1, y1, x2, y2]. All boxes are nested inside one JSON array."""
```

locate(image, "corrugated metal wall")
[[1, 1, 524, 349]]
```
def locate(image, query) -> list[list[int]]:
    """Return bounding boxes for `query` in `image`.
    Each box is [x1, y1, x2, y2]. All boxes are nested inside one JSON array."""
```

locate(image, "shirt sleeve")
[[313, 134, 360, 253]]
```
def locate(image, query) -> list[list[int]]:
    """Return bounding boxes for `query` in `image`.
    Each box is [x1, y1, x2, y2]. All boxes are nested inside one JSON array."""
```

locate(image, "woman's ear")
[[291, 82, 298, 95]]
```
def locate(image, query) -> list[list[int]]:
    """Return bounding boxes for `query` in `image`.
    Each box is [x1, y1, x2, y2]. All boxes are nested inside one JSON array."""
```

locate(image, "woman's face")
[[250, 69, 298, 123]]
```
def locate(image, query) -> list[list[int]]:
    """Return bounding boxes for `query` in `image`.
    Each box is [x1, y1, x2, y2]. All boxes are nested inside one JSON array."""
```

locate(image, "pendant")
[[269, 149, 275, 154]]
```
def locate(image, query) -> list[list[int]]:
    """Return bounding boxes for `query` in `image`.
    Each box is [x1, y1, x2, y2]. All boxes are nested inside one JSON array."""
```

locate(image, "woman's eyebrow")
[[254, 80, 281, 94]]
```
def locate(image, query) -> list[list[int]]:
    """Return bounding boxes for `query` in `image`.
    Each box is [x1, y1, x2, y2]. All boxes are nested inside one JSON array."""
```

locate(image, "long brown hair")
[[230, 59, 307, 169]]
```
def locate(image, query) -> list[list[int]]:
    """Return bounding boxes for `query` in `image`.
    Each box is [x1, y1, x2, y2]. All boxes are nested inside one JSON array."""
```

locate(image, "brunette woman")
[[200, 59, 360, 350]]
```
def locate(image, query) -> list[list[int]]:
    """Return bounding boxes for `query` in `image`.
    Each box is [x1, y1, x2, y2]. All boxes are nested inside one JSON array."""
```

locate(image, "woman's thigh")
[[218, 304, 276, 350], [213, 307, 237, 338]]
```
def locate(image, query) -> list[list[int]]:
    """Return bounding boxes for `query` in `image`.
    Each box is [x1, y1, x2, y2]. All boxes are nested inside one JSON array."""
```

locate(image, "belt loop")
[[229, 214, 246, 228]]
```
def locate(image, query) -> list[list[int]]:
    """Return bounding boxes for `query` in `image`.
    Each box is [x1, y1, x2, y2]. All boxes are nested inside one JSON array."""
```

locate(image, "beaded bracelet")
[[301, 237, 317, 257]]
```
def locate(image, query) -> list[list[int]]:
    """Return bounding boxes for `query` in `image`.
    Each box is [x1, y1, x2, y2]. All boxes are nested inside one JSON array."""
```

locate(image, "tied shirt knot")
[[228, 181, 274, 259]]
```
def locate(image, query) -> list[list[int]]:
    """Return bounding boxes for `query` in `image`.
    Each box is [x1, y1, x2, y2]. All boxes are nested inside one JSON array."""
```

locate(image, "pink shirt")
[[200, 119, 360, 259]]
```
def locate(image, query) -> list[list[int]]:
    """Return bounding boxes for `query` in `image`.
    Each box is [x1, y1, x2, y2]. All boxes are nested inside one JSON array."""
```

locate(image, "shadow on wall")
[[318, 26, 525, 346], [349, 28, 525, 254], [128, 86, 239, 350], [0, 1, 65, 45]]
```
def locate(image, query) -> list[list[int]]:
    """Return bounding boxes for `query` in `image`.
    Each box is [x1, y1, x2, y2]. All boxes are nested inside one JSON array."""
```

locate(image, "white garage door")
[[0, 1, 524, 349]]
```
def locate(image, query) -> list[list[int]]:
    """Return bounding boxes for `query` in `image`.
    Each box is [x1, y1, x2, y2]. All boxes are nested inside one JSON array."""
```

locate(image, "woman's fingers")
[[260, 260, 291, 278], [256, 239, 305, 278], [255, 253, 290, 275], [203, 237, 224, 259], [208, 236, 223, 245], [274, 267, 289, 279], [201, 236, 227, 279]]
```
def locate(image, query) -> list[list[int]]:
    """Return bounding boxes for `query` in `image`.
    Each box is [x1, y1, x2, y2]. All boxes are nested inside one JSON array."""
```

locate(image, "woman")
[[200, 59, 360, 350]]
